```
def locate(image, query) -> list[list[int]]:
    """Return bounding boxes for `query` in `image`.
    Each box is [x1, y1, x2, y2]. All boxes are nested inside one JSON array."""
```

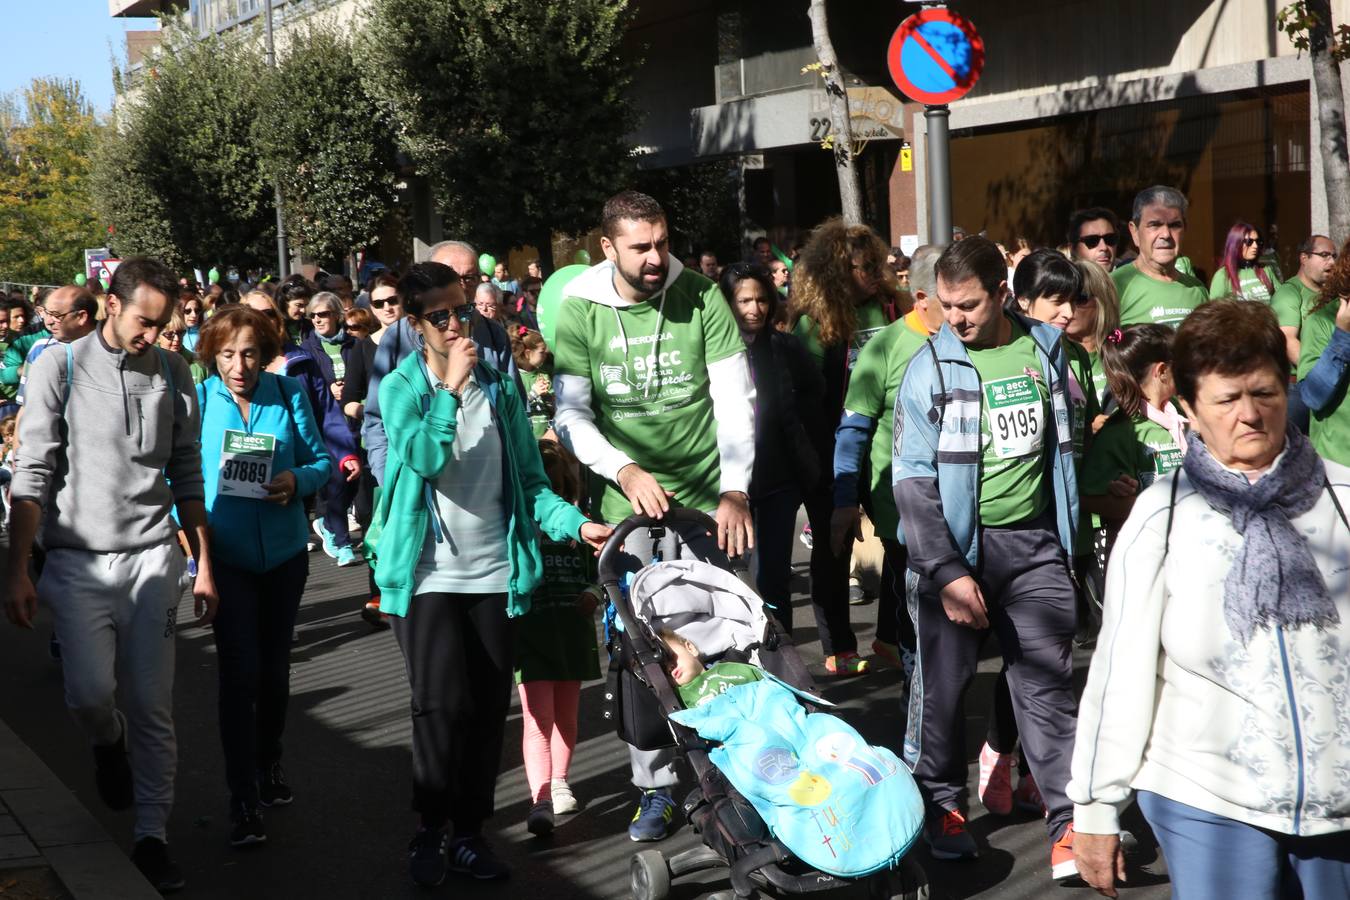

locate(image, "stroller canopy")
[[628, 560, 771, 664]]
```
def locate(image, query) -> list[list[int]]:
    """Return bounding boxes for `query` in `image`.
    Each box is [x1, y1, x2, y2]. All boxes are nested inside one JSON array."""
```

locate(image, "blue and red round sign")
[[887, 8, 985, 106]]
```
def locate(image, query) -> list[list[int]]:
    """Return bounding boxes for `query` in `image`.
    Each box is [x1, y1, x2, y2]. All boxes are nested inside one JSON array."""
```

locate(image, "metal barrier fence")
[[0, 282, 61, 298]]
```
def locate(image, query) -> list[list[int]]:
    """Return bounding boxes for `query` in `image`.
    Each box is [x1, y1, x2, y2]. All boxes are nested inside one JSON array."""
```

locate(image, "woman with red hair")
[[1209, 221, 1278, 303]]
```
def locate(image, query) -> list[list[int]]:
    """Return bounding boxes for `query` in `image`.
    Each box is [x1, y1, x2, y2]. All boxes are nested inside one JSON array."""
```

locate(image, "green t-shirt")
[[514, 538, 601, 683], [1270, 276, 1320, 332], [520, 364, 555, 440], [1298, 300, 1350, 466], [1208, 266, 1277, 304], [318, 338, 345, 380], [553, 269, 745, 524], [967, 319, 1052, 527], [793, 299, 891, 371], [840, 314, 929, 540], [1081, 414, 1184, 495], [1113, 263, 1208, 327], [179, 349, 208, 385], [0, 340, 13, 401], [676, 661, 763, 709]]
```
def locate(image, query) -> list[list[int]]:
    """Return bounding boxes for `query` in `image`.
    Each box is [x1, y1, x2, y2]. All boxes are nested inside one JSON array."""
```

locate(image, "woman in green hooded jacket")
[[367, 262, 610, 887]]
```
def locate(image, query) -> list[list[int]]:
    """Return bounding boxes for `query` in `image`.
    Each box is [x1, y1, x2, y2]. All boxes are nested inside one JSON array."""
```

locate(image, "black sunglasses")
[[371, 298, 400, 310], [1077, 233, 1119, 249], [1242, 237, 1261, 247], [422, 304, 474, 330]]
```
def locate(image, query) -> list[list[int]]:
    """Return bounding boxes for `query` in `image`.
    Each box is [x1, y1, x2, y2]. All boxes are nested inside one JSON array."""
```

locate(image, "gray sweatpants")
[[41, 542, 183, 842], [613, 516, 724, 792], [903, 514, 1077, 841]]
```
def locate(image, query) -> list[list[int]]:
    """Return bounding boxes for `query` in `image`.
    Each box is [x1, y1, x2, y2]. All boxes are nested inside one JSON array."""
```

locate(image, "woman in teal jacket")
[[195, 306, 333, 850], [368, 262, 609, 886]]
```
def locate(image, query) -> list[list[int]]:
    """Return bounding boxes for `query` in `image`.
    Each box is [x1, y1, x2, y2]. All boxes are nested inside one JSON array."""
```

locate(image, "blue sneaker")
[[628, 788, 675, 842], [335, 545, 362, 567], [312, 519, 337, 559]]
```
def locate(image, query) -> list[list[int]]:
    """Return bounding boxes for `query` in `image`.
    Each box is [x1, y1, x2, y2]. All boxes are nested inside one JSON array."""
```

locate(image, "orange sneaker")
[[923, 809, 978, 860], [1051, 823, 1078, 881]]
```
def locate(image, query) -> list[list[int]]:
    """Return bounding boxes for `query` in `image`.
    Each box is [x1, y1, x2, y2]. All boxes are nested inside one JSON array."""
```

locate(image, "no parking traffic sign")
[[887, 7, 985, 106]]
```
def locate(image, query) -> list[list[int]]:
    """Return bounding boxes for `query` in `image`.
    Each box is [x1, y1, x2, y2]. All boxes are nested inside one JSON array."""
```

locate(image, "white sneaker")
[[347, 513, 361, 534], [550, 779, 578, 814]]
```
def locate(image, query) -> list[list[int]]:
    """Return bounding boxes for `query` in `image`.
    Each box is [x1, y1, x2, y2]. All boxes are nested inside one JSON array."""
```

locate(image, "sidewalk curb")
[[0, 718, 159, 900]]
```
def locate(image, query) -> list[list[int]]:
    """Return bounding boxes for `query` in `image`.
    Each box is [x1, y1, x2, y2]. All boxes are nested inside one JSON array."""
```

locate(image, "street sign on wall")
[[887, 7, 985, 106]]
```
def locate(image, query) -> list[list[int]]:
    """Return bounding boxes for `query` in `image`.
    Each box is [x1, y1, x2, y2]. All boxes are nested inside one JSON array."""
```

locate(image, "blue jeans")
[[1139, 791, 1350, 900]]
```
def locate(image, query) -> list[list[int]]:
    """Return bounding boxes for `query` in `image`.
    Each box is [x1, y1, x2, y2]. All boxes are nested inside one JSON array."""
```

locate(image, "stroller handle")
[[596, 508, 722, 585]]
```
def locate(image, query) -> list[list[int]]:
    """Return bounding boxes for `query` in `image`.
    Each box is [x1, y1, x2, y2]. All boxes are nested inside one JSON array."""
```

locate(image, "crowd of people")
[[1, 183, 1348, 899]]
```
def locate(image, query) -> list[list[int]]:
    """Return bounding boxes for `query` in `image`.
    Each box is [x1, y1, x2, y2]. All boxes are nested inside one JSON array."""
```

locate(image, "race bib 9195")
[[219, 429, 275, 499], [983, 374, 1046, 460]]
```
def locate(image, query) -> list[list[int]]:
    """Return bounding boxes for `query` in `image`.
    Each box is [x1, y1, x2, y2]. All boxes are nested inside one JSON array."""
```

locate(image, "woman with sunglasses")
[[301, 292, 365, 567], [367, 261, 610, 886], [1210, 221, 1279, 303]]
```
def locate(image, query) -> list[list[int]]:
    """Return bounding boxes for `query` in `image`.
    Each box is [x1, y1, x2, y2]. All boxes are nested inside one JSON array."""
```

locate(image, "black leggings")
[[803, 486, 856, 656], [391, 592, 514, 835]]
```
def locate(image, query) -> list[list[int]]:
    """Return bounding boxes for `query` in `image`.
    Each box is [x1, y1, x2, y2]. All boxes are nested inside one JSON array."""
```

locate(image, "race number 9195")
[[995, 408, 1038, 442]]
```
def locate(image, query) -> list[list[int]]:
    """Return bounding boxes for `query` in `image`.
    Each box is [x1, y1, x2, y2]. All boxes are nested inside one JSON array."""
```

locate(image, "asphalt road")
[[0, 523, 1171, 900]]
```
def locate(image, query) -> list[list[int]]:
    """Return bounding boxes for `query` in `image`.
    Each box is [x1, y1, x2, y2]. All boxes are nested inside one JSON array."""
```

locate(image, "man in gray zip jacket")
[[4, 257, 217, 893], [892, 237, 1081, 880]]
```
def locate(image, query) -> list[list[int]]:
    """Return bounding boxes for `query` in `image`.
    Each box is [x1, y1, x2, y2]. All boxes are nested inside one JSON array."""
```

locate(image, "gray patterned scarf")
[[1181, 425, 1340, 645]]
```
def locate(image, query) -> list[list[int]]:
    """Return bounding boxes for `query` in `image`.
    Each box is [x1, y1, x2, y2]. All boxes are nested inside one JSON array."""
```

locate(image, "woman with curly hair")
[[1298, 238, 1350, 466], [1209, 221, 1278, 303], [789, 218, 906, 675]]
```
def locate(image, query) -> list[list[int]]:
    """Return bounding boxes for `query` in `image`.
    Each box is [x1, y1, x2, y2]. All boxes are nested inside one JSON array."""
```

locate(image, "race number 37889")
[[218, 429, 276, 499]]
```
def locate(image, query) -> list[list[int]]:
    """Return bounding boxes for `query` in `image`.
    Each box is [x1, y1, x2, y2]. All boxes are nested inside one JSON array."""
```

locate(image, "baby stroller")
[[599, 511, 929, 900]]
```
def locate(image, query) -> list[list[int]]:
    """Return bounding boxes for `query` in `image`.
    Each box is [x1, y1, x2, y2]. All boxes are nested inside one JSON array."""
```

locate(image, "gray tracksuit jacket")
[[11, 329, 204, 552]]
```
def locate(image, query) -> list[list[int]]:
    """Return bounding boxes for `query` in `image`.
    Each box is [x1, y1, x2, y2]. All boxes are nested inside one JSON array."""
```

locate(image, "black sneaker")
[[448, 835, 509, 880], [408, 826, 448, 887], [258, 762, 293, 807], [229, 803, 267, 848], [93, 730, 133, 811], [132, 837, 185, 894]]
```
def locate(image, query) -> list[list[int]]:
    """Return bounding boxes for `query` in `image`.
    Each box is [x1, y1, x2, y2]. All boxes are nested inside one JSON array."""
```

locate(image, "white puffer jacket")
[[1069, 458, 1350, 837]]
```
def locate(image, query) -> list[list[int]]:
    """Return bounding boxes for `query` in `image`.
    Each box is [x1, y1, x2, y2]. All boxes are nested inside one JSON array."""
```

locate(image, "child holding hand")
[[515, 441, 602, 837]]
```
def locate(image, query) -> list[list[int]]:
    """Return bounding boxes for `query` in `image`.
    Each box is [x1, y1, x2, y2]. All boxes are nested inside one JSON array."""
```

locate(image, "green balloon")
[[536, 264, 589, 347], [479, 253, 496, 276], [74, 273, 87, 286], [99, 277, 110, 290], [573, 248, 591, 266], [208, 267, 221, 284], [772, 244, 794, 271]]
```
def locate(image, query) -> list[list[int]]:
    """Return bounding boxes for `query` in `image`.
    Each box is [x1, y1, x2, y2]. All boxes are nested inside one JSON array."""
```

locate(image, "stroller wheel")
[[869, 858, 930, 900], [630, 849, 671, 900]]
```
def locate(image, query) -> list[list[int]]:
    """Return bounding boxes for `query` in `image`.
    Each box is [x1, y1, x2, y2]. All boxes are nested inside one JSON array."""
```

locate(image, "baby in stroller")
[[605, 512, 927, 900]]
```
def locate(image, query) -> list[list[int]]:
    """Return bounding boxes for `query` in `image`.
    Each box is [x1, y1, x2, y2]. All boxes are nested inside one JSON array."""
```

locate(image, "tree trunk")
[[808, 0, 864, 225], [1310, 0, 1350, 247], [531, 229, 556, 276]]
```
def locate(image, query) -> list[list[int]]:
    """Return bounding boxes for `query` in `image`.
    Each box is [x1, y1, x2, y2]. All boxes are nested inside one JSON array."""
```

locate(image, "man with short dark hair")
[[5, 256, 215, 893], [751, 236, 773, 267], [699, 250, 720, 279], [1067, 207, 1123, 269], [894, 237, 1082, 880], [1113, 186, 1208, 326], [554, 190, 755, 842]]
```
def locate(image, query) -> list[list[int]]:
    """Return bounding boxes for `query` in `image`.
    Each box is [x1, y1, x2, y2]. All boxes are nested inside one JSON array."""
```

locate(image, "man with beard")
[[553, 190, 755, 842]]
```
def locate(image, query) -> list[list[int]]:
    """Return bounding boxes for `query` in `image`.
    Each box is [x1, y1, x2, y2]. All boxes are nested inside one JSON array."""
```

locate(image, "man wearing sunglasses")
[[1067, 207, 1123, 270], [361, 241, 521, 486]]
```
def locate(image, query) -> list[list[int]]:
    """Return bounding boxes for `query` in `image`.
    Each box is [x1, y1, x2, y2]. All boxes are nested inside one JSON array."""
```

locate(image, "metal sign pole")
[[925, 104, 951, 245], [264, 0, 289, 277]]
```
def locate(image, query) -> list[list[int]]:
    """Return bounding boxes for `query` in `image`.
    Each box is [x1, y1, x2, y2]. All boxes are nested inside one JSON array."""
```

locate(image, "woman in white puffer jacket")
[[1068, 300, 1350, 900]]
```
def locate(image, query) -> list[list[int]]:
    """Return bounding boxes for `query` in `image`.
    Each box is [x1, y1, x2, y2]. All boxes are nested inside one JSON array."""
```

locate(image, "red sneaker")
[[1014, 771, 1047, 817], [1051, 822, 1078, 880], [977, 743, 1014, 816]]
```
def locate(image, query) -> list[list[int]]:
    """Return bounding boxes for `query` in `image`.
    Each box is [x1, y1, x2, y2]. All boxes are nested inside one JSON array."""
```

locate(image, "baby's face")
[[663, 636, 705, 686]]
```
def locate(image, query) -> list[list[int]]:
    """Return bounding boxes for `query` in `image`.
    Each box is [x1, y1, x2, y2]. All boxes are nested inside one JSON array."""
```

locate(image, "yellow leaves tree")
[[0, 78, 104, 285]]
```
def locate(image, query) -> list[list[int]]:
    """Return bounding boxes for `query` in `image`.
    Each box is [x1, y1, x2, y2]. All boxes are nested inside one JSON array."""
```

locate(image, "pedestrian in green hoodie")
[[365, 261, 610, 887]]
